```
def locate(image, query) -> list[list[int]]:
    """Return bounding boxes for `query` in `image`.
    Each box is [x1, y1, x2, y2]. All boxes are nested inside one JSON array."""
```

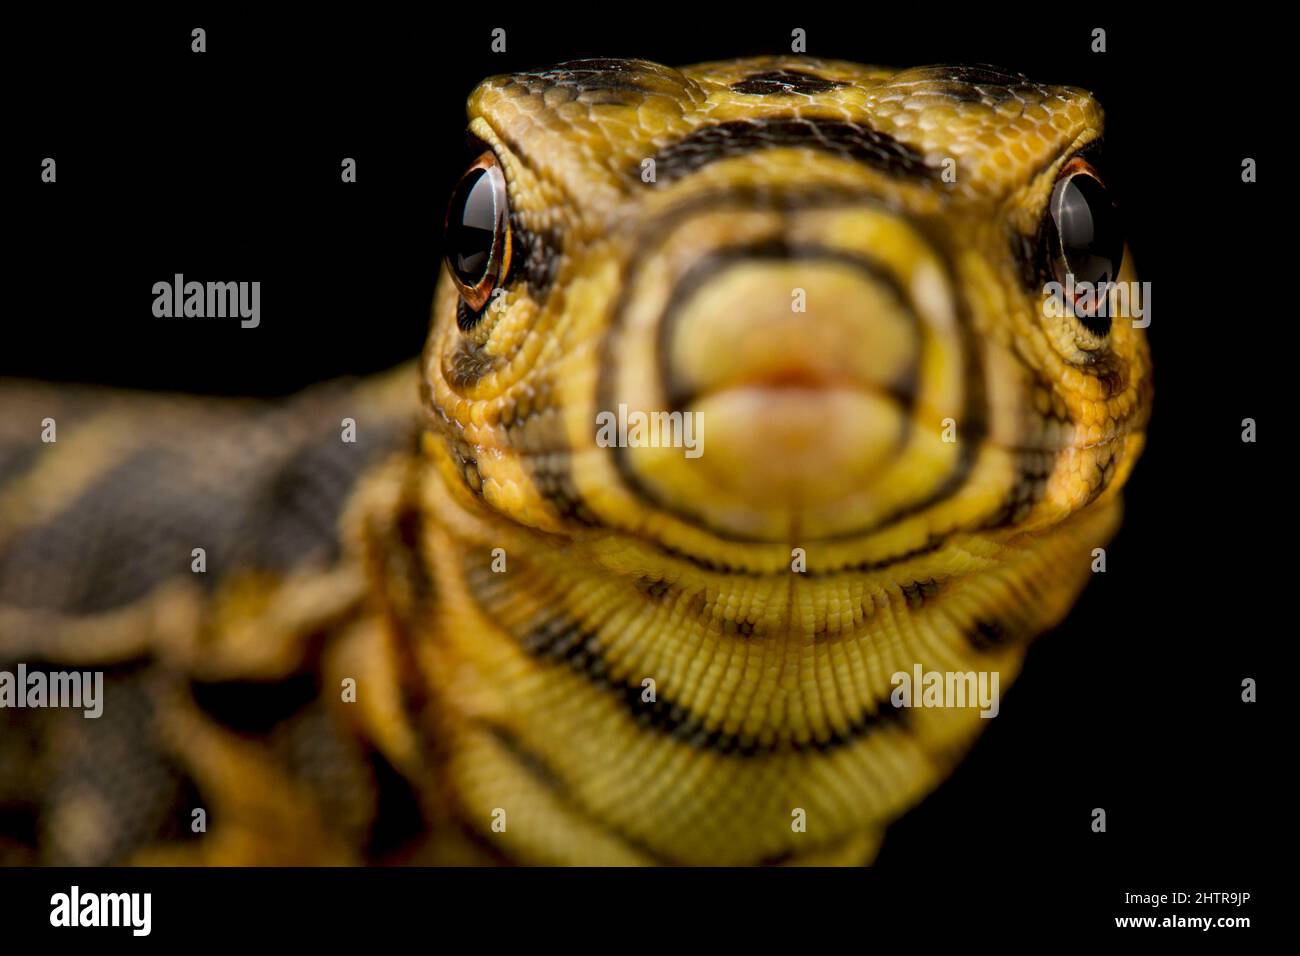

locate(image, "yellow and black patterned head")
[[427, 55, 1151, 573], [417, 57, 1153, 865]]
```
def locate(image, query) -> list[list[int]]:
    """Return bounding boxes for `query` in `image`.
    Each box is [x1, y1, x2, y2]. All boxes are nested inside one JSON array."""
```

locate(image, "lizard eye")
[[1045, 158, 1123, 336], [444, 150, 511, 313]]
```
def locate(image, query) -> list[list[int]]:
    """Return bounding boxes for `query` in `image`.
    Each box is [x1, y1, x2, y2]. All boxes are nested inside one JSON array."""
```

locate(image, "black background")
[[5, 5, 1282, 909]]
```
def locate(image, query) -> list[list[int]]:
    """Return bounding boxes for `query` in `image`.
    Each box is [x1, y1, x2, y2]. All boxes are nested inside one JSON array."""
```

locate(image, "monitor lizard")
[[0, 57, 1152, 866]]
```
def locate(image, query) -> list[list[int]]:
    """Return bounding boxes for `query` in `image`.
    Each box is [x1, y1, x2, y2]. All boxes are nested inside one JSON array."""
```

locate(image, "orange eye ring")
[[444, 150, 512, 313], [1045, 157, 1123, 336]]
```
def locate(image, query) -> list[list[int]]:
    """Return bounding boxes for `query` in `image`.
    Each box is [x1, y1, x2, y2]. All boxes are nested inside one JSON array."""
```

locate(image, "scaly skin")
[[0, 58, 1150, 866]]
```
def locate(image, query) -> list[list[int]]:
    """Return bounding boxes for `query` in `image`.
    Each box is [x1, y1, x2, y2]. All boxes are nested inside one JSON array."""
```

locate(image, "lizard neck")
[[370, 429, 1119, 865]]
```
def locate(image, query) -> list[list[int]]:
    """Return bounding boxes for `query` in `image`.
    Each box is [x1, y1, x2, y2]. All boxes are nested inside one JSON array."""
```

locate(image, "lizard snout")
[[602, 205, 970, 541]]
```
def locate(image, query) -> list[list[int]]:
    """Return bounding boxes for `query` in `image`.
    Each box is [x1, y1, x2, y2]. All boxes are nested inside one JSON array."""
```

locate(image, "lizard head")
[[424, 56, 1151, 568], [414, 57, 1154, 865]]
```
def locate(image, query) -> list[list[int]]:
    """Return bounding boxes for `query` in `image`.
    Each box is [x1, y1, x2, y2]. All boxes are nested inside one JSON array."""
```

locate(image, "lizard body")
[[0, 57, 1150, 865]]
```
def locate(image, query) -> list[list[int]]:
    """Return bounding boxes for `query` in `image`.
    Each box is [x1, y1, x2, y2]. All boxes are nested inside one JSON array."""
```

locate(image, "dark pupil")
[[447, 167, 497, 285], [1054, 173, 1122, 285]]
